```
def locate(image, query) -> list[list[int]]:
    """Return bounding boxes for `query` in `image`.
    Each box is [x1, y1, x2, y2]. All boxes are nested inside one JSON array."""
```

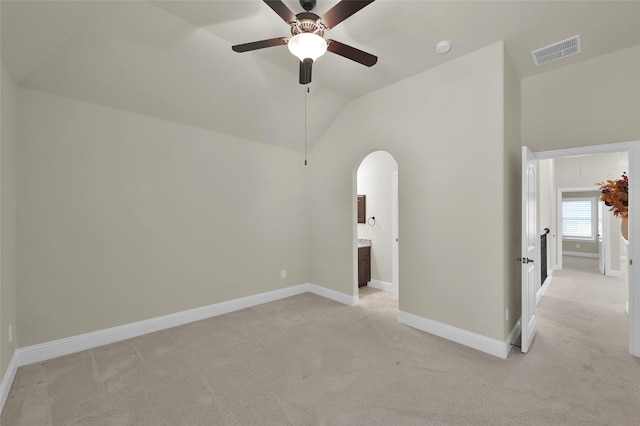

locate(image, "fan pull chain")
[[304, 84, 309, 166]]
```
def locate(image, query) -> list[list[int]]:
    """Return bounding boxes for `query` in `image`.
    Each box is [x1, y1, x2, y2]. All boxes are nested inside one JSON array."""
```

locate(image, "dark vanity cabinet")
[[358, 246, 371, 287]]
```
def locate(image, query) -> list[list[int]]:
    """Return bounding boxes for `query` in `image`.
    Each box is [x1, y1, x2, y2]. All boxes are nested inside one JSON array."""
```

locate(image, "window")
[[562, 198, 596, 240]]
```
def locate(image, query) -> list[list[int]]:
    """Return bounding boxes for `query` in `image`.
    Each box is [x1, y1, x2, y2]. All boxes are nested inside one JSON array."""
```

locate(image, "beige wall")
[[503, 50, 522, 337], [356, 151, 397, 285], [4, 33, 637, 366], [16, 89, 311, 346], [311, 42, 511, 341], [1, 60, 18, 379], [522, 45, 640, 151]]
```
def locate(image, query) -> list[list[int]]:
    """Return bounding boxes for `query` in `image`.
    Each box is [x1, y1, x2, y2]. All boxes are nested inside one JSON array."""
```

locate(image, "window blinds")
[[562, 199, 594, 239]]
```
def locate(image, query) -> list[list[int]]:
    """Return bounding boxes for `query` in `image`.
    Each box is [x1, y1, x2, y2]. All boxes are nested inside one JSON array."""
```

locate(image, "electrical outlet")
[[576, 243, 581, 248], [281, 270, 287, 279], [8, 323, 13, 343], [505, 308, 509, 322]]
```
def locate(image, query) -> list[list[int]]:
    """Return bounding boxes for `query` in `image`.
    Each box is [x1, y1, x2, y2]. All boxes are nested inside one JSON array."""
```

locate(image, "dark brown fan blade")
[[232, 37, 288, 53], [326, 39, 377, 66], [299, 58, 313, 84], [264, 0, 296, 23], [321, 0, 375, 29]]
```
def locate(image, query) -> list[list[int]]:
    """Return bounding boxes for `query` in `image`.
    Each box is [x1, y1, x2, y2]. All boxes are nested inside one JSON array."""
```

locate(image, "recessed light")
[[436, 40, 452, 54]]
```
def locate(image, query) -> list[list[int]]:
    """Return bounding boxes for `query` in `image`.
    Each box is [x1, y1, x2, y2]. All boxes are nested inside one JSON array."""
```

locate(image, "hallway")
[[536, 255, 630, 357]]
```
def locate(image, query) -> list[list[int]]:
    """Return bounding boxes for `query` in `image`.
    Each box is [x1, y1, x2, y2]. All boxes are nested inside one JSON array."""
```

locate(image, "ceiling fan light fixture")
[[288, 32, 327, 62]]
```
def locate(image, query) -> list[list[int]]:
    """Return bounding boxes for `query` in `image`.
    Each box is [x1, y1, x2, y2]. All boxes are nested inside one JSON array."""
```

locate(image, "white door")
[[521, 147, 538, 353], [598, 201, 605, 274]]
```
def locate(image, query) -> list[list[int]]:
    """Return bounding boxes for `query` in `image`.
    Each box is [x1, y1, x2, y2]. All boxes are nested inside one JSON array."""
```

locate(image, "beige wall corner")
[[311, 42, 510, 341], [15, 89, 311, 346], [1, 60, 19, 380]]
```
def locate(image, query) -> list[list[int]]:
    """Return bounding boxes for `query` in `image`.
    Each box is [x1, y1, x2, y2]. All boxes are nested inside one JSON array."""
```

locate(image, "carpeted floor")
[[2, 258, 639, 425]]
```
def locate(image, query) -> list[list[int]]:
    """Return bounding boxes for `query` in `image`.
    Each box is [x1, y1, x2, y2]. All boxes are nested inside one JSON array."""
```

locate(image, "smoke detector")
[[436, 40, 452, 54], [531, 34, 581, 66]]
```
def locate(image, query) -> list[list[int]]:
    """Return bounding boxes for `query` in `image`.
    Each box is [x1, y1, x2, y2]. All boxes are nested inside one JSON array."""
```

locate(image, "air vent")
[[531, 34, 581, 66]]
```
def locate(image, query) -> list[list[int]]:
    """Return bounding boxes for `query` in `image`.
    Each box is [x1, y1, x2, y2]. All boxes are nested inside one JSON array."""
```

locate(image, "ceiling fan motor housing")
[[291, 12, 325, 36], [300, 0, 316, 12]]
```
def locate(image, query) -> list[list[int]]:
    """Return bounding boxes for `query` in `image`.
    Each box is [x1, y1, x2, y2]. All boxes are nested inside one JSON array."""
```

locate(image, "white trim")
[[628, 143, 640, 357], [507, 319, 522, 354], [537, 276, 551, 305], [398, 311, 521, 359], [368, 279, 395, 293], [307, 284, 357, 307], [392, 171, 399, 294], [1, 283, 355, 412], [535, 141, 638, 160], [606, 270, 622, 277], [562, 251, 599, 258], [17, 284, 305, 366], [10, 284, 354, 369], [0, 351, 18, 412]]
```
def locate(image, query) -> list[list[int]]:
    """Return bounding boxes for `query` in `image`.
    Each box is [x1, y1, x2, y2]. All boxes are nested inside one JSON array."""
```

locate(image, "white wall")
[[356, 151, 397, 286], [16, 89, 311, 347], [311, 42, 512, 341], [0, 60, 18, 382]]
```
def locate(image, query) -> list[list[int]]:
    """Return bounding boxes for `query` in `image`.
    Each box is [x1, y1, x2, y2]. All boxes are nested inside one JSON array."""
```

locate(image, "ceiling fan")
[[232, 0, 377, 84]]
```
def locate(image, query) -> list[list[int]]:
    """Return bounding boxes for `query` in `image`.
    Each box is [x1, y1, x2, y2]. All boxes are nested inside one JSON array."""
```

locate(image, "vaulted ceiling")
[[2, 1, 639, 151]]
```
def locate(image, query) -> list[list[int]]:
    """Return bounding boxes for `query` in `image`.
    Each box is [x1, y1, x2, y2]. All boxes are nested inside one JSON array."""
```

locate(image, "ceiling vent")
[[531, 34, 581, 66]]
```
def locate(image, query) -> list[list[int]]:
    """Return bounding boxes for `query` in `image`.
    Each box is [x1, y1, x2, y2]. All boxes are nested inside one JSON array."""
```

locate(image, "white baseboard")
[[537, 275, 552, 305], [507, 319, 522, 353], [398, 311, 521, 359], [368, 279, 395, 293], [307, 284, 357, 306], [1, 282, 355, 412], [562, 251, 599, 258], [0, 351, 18, 413], [606, 270, 622, 277], [8, 283, 354, 370]]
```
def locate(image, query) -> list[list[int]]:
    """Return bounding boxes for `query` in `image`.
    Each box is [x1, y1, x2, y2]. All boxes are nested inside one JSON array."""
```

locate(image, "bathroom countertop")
[[357, 239, 371, 248]]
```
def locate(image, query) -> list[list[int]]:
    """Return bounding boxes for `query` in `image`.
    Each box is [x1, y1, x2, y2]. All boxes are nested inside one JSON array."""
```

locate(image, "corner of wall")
[[0, 58, 19, 409], [503, 44, 523, 340]]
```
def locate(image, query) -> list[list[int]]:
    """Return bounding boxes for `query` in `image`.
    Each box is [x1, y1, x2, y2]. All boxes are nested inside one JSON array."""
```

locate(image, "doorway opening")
[[524, 142, 638, 357], [354, 151, 399, 311]]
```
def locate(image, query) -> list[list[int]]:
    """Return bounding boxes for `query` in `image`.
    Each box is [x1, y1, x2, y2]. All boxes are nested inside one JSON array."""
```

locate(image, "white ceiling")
[[2, 1, 639, 151]]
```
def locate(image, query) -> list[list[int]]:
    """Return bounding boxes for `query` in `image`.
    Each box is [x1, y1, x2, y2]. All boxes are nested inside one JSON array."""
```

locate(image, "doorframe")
[[354, 151, 399, 297], [392, 171, 399, 294], [532, 140, 639, 358]]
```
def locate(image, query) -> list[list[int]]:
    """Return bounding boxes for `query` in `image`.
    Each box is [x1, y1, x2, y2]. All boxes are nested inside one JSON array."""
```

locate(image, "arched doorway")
[[355, 151, 399, 306]]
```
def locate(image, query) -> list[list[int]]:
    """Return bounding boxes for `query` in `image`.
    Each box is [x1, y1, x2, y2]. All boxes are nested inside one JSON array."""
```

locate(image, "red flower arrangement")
[[597, 172, 628, 218]]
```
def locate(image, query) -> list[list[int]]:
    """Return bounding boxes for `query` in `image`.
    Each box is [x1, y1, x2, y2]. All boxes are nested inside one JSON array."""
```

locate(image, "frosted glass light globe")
[[288, 33, 327, 62]]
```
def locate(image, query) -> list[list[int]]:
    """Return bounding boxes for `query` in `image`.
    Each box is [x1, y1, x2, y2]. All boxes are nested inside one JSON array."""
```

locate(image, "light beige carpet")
[[2, 259, 639, 425]]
